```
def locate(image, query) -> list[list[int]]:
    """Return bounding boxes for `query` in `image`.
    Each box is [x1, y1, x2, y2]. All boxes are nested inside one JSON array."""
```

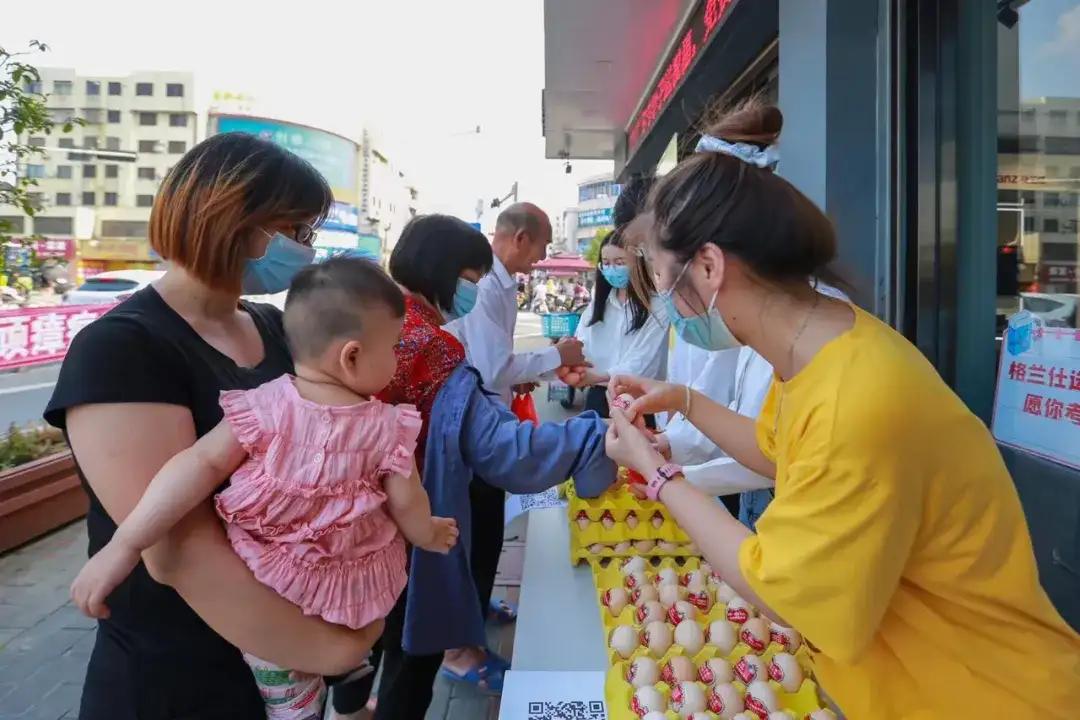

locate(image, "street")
[[0, 311, 546, 430]]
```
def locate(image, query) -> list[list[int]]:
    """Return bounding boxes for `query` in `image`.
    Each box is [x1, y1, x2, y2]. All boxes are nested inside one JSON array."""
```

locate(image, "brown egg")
[[707, 682, 745, 719], [642, 620, 673, 657], [732, 654, 767, 685], [768, 623, 803, 654], [601, 509, 616, 530], [625, 570, 649, 590], [767, 652, 805, 693], [725, 596, 756, 625], [744, 680, 780, 718], [626, 655, 660, 688], [682, 569, 705, 587], [587, 543, 606, 554], [698, 657, 734, 686], [635, 600, 666, 626], [658, 583, 689, 608], [625, 510, 640, 530], [634, 539, 656, 552], [575, 510, 590, 531], [602, 587, 629, 617], [687, 586, 713, 612], [621, 556, 647, 575], [614, 541, 633, 553], [631, 687, 666, 717], [739, 617, 770, 654], [631, 584, 659, 606], [667, 600, 698, 625], [661, 655, 697, 685], [714, 580, 737, 604], [673, 620, 705, 655], [608, 624, 638, 659], [651, 511, 665, 529], [669, 681, 707, 718], [705, 619, 738, 655], [653, 567, 680, 587]]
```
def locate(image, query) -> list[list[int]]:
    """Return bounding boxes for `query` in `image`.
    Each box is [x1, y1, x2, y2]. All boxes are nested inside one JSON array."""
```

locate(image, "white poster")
[[498, 670, 607, 720]]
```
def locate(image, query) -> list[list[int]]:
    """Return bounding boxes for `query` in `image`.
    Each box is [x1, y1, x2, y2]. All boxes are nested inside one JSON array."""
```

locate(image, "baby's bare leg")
[[384, 467, 458, 553]]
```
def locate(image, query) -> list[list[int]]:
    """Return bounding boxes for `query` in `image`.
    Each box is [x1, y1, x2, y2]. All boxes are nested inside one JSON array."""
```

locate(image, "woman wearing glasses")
[[44, 133, 382, 720]]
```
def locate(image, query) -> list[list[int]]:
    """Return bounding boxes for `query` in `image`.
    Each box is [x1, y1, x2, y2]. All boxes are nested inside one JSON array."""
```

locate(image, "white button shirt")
[[574, 293, 670, 382], [446, 258, 561, 405]]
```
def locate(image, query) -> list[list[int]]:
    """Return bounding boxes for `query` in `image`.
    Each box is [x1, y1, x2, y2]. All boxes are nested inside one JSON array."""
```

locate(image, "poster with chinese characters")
[[0, 304, 116, 372], [992, 311, 1080, 470]]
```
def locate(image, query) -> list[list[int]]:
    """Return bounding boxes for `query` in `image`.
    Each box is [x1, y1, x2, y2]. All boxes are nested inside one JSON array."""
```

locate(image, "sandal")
[[484, 648, 511, 670], [439, 656, 505, 694], [487, 597, 518, 624]]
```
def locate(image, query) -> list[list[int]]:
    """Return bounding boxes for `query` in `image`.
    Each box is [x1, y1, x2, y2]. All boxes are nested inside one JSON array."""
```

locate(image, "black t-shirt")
[[44, 287, 294, 720]]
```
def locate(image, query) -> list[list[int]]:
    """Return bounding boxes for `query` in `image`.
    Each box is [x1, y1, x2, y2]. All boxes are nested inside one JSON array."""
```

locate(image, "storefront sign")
[[992, 311, 1080, 470], [34, 238, 75, 260], [78, 239, 154, 262], [1039, 264, 1077, 284], [0, 304, 116, 371], [578, 208, 614, 228], [322, 202, 360, 233], [628, 0, 739, 149]]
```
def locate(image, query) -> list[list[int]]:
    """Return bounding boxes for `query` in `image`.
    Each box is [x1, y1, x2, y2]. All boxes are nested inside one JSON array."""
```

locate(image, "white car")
[[62, 270, 165, 306]]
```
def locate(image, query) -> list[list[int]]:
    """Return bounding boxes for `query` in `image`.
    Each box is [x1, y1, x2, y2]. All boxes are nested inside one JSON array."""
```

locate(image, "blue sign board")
[[578, 208, 614, 228], [469, 222, 482, 231], [323, 202, 360, 233]]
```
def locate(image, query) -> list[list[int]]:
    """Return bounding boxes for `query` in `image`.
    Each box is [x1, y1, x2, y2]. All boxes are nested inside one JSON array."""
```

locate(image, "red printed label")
[[727, 607, 750, 624], [625, 663, 637, 683], [601, 510, 615, 522], [688, 590, 710, 610], [667, 605, 688, 625], [635, 605, 649, 623], [744, 693, 769, 718], [576, 510, 588, 520], [698, 664, 714, 685], [734, 657, 760, 684], [630, 696, 648, 718], [707, 689, 727, 714], [740, 627, 767, 653], [769, 628, 789, 647], [669, 682, 684, 708], [768, 660, 784, 683]]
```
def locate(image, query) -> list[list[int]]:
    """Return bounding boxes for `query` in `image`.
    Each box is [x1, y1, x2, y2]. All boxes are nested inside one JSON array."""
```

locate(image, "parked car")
[[61, 270, 165, 306], [1021, 292, 1078, 328]]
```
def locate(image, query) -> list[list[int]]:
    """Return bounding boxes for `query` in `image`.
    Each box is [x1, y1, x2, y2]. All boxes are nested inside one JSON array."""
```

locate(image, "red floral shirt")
[[377, 297, 465, 474]]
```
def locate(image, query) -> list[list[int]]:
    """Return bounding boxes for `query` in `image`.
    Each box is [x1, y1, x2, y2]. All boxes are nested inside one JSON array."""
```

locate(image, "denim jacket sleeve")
[[460, 384, 617, 498]]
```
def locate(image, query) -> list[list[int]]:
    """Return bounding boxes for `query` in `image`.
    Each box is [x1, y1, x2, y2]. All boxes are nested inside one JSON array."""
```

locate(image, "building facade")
[[361, 128, 419, 263], [543, 0, 1080, 629], [2, 69, 197, 277], [567, 174, 622, 256]]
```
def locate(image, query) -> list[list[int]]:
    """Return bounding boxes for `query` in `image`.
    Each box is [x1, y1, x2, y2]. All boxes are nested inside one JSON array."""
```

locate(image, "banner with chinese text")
[[0, 304, 117, 372]]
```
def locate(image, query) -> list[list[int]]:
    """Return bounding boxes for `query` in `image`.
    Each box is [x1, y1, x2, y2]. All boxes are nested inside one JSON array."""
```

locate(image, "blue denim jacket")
[[402, 364, 616, 654]]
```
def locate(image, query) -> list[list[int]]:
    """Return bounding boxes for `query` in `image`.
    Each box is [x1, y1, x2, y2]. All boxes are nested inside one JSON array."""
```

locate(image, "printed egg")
[[626, 510, 640, 530], [705, 620, 739, 655], [658, 540, 681, 553], [587, 543, 606, 554], [602, 587, 630, 617], [636, 600, 666, 626], [634, 539, 656, 552], [609, 625, 639, 659], [707, 682, 745, 719], [768, 712, 796, 720], [614, 541, 633, 553], [632, 584, 659, 606], [601, 509, 616, 530], [743, 680, 780, 718], [699, 561, 713, 577], [687, 586, 713, 612], [732, 654, 767, 685], [768, 623, 803, 654], [767, 652, 804, 693], [658, 582, 689, 608], [654, 568, 680, 587], [575, 510, 590, 531], [667, 600, 698, 625], [621, 556, 647, 575], [714, 580, 737, 604], [739, 617, 770, 654], [687, 714, 714, 720], [698, 657, 734, 686], [641, 713, 667, 720], [732, 714, 757, 720], [626, 656, 660, 689], [682, 569, 706, 587], [670, 681, 707, 718], [651, 511, 665, 529], [631, 686, 666, 717], [642, 620, 673, 656], [725, 596, 756, 625], [661, 655, 697, 685], [674, 620, 705, 655], [626, 570, 649, 590]]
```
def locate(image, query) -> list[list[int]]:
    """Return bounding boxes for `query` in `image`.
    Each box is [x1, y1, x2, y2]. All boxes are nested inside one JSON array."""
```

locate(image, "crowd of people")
[[47, 98, 1079, 720]]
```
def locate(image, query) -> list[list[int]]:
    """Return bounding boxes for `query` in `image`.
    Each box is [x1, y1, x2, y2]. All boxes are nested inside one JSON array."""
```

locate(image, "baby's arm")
[[384, 465, 459, 554], [70, 420, 247, 617]]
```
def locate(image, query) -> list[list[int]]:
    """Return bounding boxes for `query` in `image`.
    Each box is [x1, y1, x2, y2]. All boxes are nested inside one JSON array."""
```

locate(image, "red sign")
[[33, 237, 75, 260], [0, 304, 116, 371], [628, 0, 738, 149], [1039, 263, 1077, 284]]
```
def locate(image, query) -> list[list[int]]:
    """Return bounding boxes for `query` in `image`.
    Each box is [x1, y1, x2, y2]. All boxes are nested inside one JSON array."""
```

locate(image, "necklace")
[[772, 293, 822, 437]]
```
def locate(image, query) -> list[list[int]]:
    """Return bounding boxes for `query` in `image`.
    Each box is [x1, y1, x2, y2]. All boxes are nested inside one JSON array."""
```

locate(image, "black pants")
[[585, 386, 656, 430], [339, 475, 506, 720]]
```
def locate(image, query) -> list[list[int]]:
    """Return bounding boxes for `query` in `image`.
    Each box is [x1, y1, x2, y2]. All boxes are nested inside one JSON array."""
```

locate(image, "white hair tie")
[[695, 134, 779, 170]]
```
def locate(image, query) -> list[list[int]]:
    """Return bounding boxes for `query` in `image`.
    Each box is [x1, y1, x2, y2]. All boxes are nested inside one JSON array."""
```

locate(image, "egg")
[[588, 543, 606, 554], [632, 584, 659, 606], [670, 681, 708, 717], [621, 556, 647, 575], [698, 657, 734, 686], [768, 623, 803, 654], [682, 569, 705, 587], [654, 568, 680, 587], [658, 540, 681, 553], [602, 587, 630, 617], [651, 511, 665, 529], [707, 682, 745, 719], [768, 712, 796, 720], [626, 510, 640, 530], [705, 620, 739, 655], [636, 600, 666, 626], [732, 714, 757, 720], [714, 580, 737, 604], [767, 652, 804, 693], [744, 680, 780, 718], [739, 617, 770, 654], [601, 509, 616, 530], [658, 583, 689, 608], [661, 655, 697, 685], [609, 624, 639, 659], [612, 392, 637, 418], [614, 541, 633, 553], [625, 570, 649, 590], [641, 713, 668, 720], [634, 539, 656, 552], [642, 620, 673, 656], [667, 600, 698, 625], [725, 596, 756, 625], [631, 686, 666, 717], [575, 510, 590, 531], [674, 620, 705, 655], [626, 656, 660, 689], [698, 561, 713, 577], [732, 654, 767, 685], [687, 714, 714, 720], [687, 586, 713, 612]]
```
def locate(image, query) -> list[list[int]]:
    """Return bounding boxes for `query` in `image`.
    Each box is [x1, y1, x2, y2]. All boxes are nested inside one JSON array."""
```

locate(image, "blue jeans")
[[737, 489, 774, 531]]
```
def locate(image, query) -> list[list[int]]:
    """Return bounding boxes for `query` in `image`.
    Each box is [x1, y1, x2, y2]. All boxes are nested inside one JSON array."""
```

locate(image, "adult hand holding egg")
[[606, 373, 690, 420], [604, 409, 667, 487]]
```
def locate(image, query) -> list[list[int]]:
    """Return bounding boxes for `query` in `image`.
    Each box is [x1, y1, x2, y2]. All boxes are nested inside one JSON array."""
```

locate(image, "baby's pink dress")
[[214, 375, 419, 630]]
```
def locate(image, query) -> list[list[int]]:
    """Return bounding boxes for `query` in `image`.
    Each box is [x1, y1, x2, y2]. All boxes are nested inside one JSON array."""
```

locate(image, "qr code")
[[527, 700, 606, 720], [518, 487, 561, 512]]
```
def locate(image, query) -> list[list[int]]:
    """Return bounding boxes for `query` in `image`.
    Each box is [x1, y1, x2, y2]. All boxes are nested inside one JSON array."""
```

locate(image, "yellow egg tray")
[[594, 558, 833, 719]]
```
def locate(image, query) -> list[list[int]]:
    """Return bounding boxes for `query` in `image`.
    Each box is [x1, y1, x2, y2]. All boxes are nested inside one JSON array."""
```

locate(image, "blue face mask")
[[241, 232, 316, 295], [444, 278, 479, 321], [661, 262, 742, 351], [600, 265, 630, 289]]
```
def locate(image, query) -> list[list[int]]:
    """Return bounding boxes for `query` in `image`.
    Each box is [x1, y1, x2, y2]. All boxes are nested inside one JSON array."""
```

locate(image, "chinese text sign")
[[0, 304, 116, 371]]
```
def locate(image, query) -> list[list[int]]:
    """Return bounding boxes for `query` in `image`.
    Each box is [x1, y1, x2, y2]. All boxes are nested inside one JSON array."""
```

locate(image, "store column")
[[777, 0, 885, 309]]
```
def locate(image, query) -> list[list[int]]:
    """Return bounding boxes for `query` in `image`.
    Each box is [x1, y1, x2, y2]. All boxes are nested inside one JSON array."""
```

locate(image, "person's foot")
[[439, 646, 506, 694]]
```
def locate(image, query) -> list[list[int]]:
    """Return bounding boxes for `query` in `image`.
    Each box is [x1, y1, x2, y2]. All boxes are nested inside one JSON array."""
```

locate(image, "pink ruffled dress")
[[214, 375, 419, 630]]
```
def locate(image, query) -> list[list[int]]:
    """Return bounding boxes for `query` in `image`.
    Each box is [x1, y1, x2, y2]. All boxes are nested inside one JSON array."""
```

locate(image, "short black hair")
[[283, 255, 406, 360], [389, 214, 494, 313], [613, 175, 657, 227]]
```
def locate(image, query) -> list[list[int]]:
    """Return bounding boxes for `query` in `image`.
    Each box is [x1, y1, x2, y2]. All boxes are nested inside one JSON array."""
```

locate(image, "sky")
[[1020, 0, 1080, 98], [2, 0, 613, 231]]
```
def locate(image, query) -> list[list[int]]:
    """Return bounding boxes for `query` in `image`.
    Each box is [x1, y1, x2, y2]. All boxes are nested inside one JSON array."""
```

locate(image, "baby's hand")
[[70, 540, 142, 619], [420, 517, 459, 554]]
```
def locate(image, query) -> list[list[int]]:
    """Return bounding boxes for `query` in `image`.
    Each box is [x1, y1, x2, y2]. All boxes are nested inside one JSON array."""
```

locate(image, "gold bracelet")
[[684, 385, 692, 419]]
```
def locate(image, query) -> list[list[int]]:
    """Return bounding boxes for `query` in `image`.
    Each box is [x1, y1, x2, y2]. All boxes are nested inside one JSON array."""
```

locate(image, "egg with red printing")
[[602, 587, 629, 617], [654, 567, 680, 587], [767, 652, 804, 693], [634, 539, 656, 552], [626, 510, 640, 530], [705, 619, 738, 654], [658, 540, 681, 553], [687, 714, 714, 720], [609, 625, 639, 659], [575, 510, 590, 531], [632, 584, 659, 606], [682, 569, 705, 587], [636, 600, 666, 626], [670, 681, 707, 718], [631, 686, 666, 717], [768, 623, 803, 654], [626, 656, 660, 689], [625, 570, 649, 590], [588, 543, 606, 554], [651, 511, 665, 529], [743, 680, 780, 718], [642, 620, 673, 656], [667, 600, 698, 625], [731, 714, 757, 720], [699, 561, 713, 577], [725, 596, 756, 625], [714, 580, 737, 604], [687, 586, 713, 612], [601, 509, 616, 530], [661, 655, 697, 685], [658, 582, 689, 608], [739, 617, 770, 654], [674, 620, 705, 655], [698, 657, 734, 686], [707, 682, 745, 719], [621, 556, 647, 575], [732, 654, 767, 685]]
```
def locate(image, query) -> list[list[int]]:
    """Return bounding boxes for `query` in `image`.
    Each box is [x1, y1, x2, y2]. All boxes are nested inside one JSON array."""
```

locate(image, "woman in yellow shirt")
[[605, 99, 1080, 719]]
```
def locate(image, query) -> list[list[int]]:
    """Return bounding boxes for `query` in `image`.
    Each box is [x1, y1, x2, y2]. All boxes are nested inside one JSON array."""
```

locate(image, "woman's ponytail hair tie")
[[695, 134, 779, 171]]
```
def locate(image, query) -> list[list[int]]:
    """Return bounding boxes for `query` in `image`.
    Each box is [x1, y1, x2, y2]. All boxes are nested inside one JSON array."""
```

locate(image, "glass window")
[[108, 109, 121, 123], [108, 82, 122, 96], [135, 82, 153, 96], [105, 164, 119, 178], [997, 1, 1080, 338]]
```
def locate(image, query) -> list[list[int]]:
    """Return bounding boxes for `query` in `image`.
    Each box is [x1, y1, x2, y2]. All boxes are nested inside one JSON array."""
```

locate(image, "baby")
[[69, 255, 459, 719]]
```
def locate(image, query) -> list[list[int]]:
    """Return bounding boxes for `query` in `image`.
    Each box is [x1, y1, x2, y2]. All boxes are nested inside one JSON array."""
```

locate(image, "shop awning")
[[534, 254, 594, 272]]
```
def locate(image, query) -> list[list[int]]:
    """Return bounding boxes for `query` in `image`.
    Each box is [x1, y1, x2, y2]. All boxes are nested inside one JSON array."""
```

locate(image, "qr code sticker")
[[526, 700, 606, 720], [518, 486, 562, 513]]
